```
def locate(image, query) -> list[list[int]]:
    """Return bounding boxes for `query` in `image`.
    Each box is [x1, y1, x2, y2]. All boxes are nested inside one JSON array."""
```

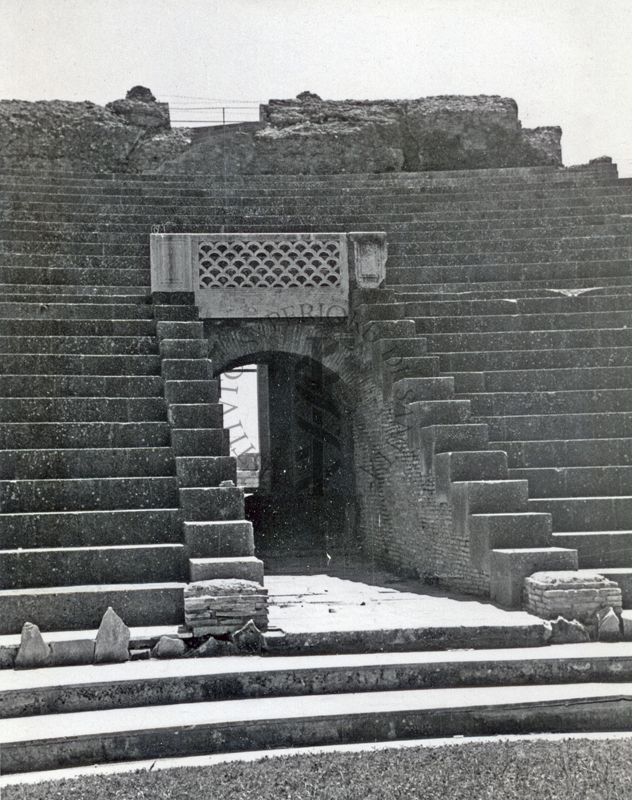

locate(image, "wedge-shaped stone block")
[[184, 521, 254, 557], [417, 423, 489, 473], [15, 622, 50, 669], [470, 512, 552, 573], [490, 546, 578, 608], [171, 428, 229, 457], [161, 359, 212, 381], [160, 339, 209, 359], [168, 403, 223, 428], [189, 556, 264, 584], [165, 380, 218, 404], [435, 450, 508, 501], [176, 456, 237, 488], [179, 486, 244, 521], [94, 607, 130, 664]]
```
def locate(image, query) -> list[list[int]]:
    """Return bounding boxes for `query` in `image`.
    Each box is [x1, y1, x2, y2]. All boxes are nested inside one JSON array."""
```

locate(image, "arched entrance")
[[218, 351, 356, 573]]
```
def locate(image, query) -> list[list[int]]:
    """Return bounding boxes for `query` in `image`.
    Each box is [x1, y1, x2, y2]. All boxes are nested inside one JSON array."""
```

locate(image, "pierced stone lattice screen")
[[150, 232, 349, 318], [198, 238, 343, 290]]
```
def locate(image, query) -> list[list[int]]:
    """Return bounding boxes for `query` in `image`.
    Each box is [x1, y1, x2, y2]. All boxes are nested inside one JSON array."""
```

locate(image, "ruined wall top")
[[0, 87, 562, 175]]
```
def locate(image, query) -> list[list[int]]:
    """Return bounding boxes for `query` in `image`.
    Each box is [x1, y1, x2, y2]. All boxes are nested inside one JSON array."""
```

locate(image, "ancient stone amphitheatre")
[[2, 88, 632, 780]]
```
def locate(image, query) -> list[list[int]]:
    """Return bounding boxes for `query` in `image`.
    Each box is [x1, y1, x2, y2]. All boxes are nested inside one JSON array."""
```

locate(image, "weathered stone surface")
[[548, 616, 590, 644], [49, 639, 95, 667], [184, 579, 269, 636], [94, 607, 130, 664], [189, 637, 238, 658], [231, 620, 265, 654], [126, 85, 156, 102], [151, 635, 186, 659], [597, 606, 621, 642], [105, 98, 170, 130], [15, 622, 50, 669], [0, 98, 187, 172]]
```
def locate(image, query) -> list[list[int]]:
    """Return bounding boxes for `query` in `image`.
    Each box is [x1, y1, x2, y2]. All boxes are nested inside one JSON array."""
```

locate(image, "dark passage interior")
[[220, 353, 356, 572]]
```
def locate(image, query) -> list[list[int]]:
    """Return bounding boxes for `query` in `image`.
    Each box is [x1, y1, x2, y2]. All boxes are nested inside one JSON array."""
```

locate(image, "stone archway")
[[216, 346, 357, 572]]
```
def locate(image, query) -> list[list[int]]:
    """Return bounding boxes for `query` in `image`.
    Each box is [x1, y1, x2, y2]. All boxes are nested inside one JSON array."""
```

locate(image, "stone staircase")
[[5, 643, 632, 774], [4, 162, 632, 775], [0, 174, 262, 636]]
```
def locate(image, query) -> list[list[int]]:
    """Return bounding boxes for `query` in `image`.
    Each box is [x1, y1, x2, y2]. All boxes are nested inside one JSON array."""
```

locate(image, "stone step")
[[0, 301, 154, 320], [0, 397, 168, 422], [0, 335, 158, 355], [391, 260, 632, 284], [4, 180, 624, 205], [439, 346, 632, 373], [0, 282, 149, 296], [0, 353, 161, 375], [6, 681, 632, 774], [463, 388, 632, 416], [0, 421, 170, 449], [392, 282, 632, 300], [450, 479, 529, 514], [0, 476, 178, 513], [469, 512, 553, 572], [552, 532, 632, 568], [0, 374, 164, 398], [6, 219, 631, 243], [0, 543, 187, 589], [492, 438, 632, 468], [175, 456, 236, 487], [184, 520, 254, 558], [429, 328, 632, 354], [188, 555, 264, 583], [2, 642, 632, 720], [0, 291, 149, 305], [0, 265, 150, 286], [510, 466, 632, 498], [450, 366, 632, 394], [416, 310, 632, 334], [0, 318, 155, 337], [530, 495, 632, 532], [490, 547, 579, 608], [479, 411, 632, 442], [0, 582, 185, 634], [0, 508, 183, 550], [0, 447, 175, 479], [403, 293, 632, 317]]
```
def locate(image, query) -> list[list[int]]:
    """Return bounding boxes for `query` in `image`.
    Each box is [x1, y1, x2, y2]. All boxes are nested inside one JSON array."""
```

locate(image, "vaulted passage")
[[219, 353, 355, 572]]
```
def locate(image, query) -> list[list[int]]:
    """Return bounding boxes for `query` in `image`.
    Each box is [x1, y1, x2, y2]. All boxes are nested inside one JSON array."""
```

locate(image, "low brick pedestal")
[[184, 579, 268, 636], [524, 571, 622, 624]]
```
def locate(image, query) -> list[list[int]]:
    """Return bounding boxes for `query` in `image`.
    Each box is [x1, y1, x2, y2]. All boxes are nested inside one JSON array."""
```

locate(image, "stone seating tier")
[[0, 161, 630, 630]]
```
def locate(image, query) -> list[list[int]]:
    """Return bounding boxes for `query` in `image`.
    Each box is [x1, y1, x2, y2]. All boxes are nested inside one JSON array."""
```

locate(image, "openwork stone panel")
[[151, 232, 351, 318], [198, 238, 343, 290]]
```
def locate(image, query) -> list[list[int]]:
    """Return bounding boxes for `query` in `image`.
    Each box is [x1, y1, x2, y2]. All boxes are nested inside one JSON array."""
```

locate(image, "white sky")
[[1, 0, 631, 170]]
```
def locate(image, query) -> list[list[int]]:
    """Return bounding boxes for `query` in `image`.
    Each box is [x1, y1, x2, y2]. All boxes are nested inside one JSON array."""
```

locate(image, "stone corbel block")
[[348, 231, 387, 288], [150, 234, 194, 293]]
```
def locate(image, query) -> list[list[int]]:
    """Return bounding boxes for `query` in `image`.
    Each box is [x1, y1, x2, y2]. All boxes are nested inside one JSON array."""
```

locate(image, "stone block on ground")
[[231, 620, 265, 654], [188, 637, 238, 658], [490, 547, 578, 608], [524, 571, 622, 624], [184, 579, 268, 635], [94, 607, 130, 664], [548, 616, 590, 645], [15, 622, 50, 669], [597, 606, 622, 642], [151, 635, 186, 659]]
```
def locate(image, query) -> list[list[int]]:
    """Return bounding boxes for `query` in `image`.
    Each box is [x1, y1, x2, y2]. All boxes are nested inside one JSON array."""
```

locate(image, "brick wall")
[[206, 314, 490, 595]]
